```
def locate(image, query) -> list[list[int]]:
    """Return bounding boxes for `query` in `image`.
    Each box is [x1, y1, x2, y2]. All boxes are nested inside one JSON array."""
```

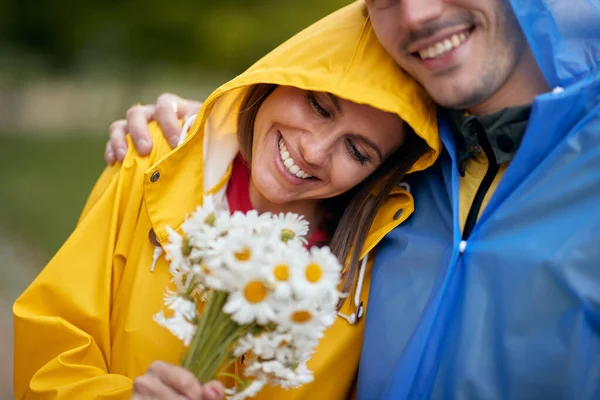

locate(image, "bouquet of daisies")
[[154, 195, 343, 399]]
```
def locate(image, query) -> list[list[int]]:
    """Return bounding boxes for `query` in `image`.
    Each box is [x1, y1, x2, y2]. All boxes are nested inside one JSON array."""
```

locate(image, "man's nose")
[[398, 0, 445, 33]]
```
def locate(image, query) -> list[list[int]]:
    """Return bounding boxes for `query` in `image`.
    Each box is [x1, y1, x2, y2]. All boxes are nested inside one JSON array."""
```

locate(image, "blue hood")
[[511, 0, 600, 87], [357, 1, 600, 399]]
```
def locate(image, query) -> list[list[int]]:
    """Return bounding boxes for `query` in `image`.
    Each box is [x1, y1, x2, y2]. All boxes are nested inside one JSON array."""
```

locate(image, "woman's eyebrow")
[[348, 133, 384, 162], [326, 93, 342, 113]]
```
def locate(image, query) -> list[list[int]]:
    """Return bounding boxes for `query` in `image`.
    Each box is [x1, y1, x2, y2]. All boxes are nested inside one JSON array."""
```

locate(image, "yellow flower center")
[[291, 310, 312, 324], [204, 212, 217, 226], [281, 228, 295, 243], [201, 264, 210, 275], [273, 264, 290, 281], [244, 281, 268, 303], [305, 263, 323, 283], [182, 237, 193, 257], [234, 247, 252, 261]]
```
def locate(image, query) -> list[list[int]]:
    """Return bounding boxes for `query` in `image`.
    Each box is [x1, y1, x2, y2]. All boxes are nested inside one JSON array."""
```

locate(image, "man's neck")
[[467, 48, 550, 116]]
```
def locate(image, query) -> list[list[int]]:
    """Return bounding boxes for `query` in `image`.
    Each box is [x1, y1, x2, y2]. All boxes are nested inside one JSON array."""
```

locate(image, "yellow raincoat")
[[13, 2, 440, 399]]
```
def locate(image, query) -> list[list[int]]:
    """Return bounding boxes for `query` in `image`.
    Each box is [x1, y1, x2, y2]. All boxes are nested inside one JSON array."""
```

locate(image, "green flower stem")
[[182, 290, 224, 376], [182, 291, 219, 374], [182, 290, 245, 383], [200, 321, 244, 378], [195, 314, 242, 380], [218, 372, 248, 386]]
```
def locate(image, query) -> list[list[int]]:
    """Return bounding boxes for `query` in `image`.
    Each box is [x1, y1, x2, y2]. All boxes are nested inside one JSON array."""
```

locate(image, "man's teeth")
[[419, 32, 468, 60], [279, 138, 312, 179]]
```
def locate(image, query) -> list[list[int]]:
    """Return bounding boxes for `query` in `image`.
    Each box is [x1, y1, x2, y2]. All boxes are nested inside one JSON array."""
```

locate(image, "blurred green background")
[[0, 0, 349, 396]]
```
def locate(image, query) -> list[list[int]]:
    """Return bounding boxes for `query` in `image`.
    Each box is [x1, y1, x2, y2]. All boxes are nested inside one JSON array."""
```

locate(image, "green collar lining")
[[446, 104, 532, 175]]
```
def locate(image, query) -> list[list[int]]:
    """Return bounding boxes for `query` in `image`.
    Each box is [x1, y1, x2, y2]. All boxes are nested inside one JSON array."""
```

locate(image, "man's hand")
[[131, 361, 224, 400], [106, 93, 203, 165]]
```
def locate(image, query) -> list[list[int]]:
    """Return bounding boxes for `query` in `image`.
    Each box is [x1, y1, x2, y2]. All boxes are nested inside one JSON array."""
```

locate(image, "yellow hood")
[[186, 0, 440, 175]]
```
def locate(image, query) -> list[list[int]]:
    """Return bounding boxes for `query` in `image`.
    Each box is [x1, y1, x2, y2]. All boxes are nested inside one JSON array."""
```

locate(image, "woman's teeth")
[[279, 138, 312, 179], [419, 32, 469, 60]]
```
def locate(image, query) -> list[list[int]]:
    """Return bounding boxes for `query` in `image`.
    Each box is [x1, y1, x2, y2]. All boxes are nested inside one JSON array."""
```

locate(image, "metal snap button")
[[150, 171, 160, 182], [393, 209, 404, 220]]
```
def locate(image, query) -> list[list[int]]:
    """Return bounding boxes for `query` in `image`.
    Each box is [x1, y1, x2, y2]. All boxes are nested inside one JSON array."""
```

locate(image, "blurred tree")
[[2, 0, 350, 74]]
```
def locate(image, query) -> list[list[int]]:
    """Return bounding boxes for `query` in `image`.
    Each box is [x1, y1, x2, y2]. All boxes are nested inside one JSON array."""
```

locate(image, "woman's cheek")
[[330, 162, 369, 193]]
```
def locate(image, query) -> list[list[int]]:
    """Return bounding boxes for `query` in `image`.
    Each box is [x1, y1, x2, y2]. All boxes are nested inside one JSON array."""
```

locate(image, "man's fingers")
[[147, 361, 205, 399], [126, 104, 155, 156], [179, 98, 203, 119], [104, 141, 116, 165], [155, 94, 186, 148], [108, 119, 129, 163]]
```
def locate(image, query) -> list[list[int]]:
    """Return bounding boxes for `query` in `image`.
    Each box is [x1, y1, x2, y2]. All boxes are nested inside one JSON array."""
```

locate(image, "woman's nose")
[[298, 130, 331, 166]]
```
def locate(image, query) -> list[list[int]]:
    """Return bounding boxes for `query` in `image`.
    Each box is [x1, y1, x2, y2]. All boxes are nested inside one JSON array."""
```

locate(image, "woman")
[[13, 2, 439, 399]]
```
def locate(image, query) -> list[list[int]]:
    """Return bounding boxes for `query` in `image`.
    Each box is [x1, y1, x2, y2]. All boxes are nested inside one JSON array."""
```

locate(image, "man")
[[107, 0, 600, 398]]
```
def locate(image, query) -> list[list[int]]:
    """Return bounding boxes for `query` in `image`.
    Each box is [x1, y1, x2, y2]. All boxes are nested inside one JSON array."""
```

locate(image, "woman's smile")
[[273, 132, 318, 187], [278, 135, 313, 180]]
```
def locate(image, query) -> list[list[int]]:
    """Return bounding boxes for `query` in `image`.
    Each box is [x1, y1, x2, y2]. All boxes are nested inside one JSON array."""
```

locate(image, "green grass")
[[0, 135, 107, 261]]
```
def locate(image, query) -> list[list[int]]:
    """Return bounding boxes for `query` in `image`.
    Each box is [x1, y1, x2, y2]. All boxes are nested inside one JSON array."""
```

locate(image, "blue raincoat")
[[358, 0, 600, 398]]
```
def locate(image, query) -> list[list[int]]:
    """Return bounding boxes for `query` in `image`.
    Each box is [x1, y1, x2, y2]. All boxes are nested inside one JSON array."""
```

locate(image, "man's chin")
[[425, 82, 485, 111]]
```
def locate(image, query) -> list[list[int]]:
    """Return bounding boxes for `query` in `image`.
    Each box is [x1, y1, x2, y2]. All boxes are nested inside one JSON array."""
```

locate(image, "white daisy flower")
[[183, 208, 231, 245], [181, 195, 231, 246], [189, 263, 224, 291], [264, 245, 307, 299], [164, 293, 197, 321], [252, 331, 293, 360], [290, 246, 342, 303], [220, 232, 268, 273], [233, 333, 256, 358], [226, 380, 266, 400], [277, 361, 314, 389], [276, 300, 335, 341], [245, 358, 312, 388], [153, 311, 196, 346], [271, 212, 309, 244], [229, 209, 273, 236], [222, 268, 276, 325], [163, 227, 192, 274], [274, 345, 296, 366], [244, 359, 285, 377]]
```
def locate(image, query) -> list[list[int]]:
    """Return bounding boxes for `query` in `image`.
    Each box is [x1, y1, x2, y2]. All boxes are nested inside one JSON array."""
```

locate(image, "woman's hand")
[[132, 361, 224, 400], [106, 93, 203, 165]]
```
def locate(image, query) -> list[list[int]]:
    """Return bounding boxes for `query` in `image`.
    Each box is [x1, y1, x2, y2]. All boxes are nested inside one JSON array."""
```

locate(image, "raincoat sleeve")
[[13, 132, 155, 399]]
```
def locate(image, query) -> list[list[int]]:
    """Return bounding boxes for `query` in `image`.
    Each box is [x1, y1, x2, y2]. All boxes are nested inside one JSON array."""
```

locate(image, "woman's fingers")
[[133, 373, 188, 400], [147, 361, 205, 399], [202, 381, 225, 400], [131, 361, 225, 400], [134, 361, 223, 400]]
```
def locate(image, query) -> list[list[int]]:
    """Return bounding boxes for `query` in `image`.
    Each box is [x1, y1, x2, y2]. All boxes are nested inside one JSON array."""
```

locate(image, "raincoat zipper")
[[461, 119, 500, 240]]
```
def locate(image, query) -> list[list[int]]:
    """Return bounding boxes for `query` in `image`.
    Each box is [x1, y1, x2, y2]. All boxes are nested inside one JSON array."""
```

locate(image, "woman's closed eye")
[[345, 138, 369, 165], [306, 92, 331, 118]]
